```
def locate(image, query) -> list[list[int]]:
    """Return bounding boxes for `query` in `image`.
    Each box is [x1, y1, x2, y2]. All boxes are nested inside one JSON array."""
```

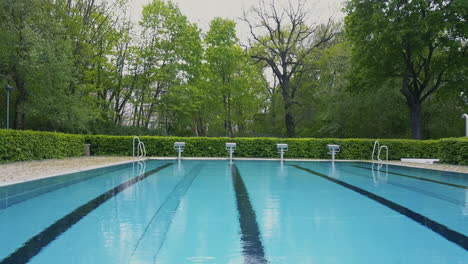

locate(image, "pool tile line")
[[231, 164, 269, 264], [351, 165, 468, 189], [338, 166, 464, 207], [0, 163, 173, 264], [0, 163, 134, 211], [128, 163, 205, 263], [291, 165, 468, 251]]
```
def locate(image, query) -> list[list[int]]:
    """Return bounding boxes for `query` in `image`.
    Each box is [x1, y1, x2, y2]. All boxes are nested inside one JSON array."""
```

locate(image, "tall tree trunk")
[[270, 94, 276, 130], [281, 80, 295, 137], [137, 101, 144, 127], [409, 103, 423, 140], [145, 102, 154, 128], [223, 94, 233, 138], [13, 71, 26, 130], [284, 102, 295, 138], [401, 67, 423, 140], [132, 102, 138, 126]]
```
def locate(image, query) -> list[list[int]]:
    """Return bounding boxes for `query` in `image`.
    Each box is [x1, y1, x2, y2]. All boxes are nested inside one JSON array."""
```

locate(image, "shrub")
[[84, 135, 459, 163], [1, 129, 466, 165], [0, 129, 84, 162], [438, 138, 468, 165]]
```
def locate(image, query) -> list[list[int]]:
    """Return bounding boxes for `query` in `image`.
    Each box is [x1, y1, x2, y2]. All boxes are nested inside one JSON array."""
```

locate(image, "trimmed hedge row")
[[0, 129, 84, 162], [438, 138, 468, 165], [85, 135, 467, 165], [1, 129, 466, 165]]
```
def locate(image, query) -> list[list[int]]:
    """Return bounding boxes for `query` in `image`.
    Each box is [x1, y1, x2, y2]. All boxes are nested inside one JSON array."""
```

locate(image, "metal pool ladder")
[[133, 136, 146, 160], [372, 140, 388, 163]]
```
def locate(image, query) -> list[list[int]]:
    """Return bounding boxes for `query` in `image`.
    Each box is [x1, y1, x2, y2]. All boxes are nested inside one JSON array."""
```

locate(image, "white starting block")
[[174, 142, 185, 161], [327, 144, 340, 162], [276, 144, 288, 162], [226, 143, 236, 163]]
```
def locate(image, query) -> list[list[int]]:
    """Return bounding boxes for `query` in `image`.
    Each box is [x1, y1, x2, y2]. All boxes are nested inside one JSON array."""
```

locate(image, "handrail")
[[372, 141, 380, 161], [138, 141, 146, 159], [133, 137, 141, 158], [378, 145, 388, 163], [133, 136, 146, 160], [373, 140, 388, 164]]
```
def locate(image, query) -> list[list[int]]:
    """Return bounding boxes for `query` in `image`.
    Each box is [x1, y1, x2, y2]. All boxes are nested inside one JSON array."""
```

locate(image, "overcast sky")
[[126, 0, 347, 40]]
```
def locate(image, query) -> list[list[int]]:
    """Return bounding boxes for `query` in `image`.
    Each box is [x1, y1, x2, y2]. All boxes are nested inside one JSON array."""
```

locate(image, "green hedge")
[[0, 129, 84, 162], [438, 138, 468, 165], [1, 129, 466, 165], [85, 135, 466, 165]]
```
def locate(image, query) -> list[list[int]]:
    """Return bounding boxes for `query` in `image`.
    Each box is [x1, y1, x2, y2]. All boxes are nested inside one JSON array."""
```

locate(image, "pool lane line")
[[351, 165, 468, 189], [291, 165, 468, 251], [0, 162, 133, 211], [231, 165, 269, 264], [338, 166, 464, 207], [0, 163, 173, 264], [128, 163, 205, 263]]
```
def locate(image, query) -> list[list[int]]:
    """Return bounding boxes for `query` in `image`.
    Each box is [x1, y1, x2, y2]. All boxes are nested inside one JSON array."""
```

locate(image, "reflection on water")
[[464, 189, 468, 216], [371, 162, 388, 185]]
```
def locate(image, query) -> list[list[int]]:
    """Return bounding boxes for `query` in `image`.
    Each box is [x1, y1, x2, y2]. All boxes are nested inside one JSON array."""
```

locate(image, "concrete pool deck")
[[0, 156, 467, 187]]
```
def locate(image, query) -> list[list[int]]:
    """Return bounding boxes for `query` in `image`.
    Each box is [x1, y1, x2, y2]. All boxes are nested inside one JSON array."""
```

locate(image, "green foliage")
[[203, 17, 267, 137], [438, 138, 468, 165], [2, 129, 465, 165], [0, 0, 464, 141], [137, 0, 204, 131], [344, 0, 467, 139], [85, 134, 466, 164], [0, 129, 84, 162]]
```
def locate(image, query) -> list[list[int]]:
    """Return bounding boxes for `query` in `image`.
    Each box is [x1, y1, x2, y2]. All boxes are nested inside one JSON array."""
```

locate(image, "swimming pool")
[[0, 159, 466, 263]]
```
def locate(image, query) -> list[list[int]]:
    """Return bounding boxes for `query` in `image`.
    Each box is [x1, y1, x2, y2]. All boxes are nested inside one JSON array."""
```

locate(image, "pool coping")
[[0, 156, 466, 187]]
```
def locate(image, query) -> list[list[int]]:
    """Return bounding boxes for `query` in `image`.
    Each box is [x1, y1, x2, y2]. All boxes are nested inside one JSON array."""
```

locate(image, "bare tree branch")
[[242, 0, 336, 137]]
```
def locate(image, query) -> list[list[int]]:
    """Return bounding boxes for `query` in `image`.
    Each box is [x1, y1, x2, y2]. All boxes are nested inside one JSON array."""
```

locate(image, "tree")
[[243, 0, 336, 137], [138, 0, 202, 130], [0, 0, 93, 131], [345, 0, 467, 139], [205, 18, 246, 137]]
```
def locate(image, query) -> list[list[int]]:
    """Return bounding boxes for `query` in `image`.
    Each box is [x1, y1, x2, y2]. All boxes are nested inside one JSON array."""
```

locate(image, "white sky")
[[126, 0, 347, 41]]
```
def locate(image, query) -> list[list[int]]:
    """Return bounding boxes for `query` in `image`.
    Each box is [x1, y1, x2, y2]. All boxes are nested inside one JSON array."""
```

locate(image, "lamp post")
[[6, 84, 13, 129]]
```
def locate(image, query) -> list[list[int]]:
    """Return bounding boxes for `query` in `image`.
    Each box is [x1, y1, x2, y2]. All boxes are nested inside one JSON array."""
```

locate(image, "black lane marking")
[[352, 165, 468, 189], [0, 163, 173, 264], [291, 165, 468, 251], [231, 165, 268, 264]]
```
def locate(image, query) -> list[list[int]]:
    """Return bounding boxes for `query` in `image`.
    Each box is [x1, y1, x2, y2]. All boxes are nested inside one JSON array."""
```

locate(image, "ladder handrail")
[[133, 137, 141, 158], [133, 136, 146, 160], [373, 140, 388, 164], [378, 145, 388, 163], [372, 141, 380, 161], [138, 141, 146, 159]]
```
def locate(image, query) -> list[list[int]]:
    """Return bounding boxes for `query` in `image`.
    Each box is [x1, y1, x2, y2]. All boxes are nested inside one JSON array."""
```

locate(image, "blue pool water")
[[0, 160, 467, 263]]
